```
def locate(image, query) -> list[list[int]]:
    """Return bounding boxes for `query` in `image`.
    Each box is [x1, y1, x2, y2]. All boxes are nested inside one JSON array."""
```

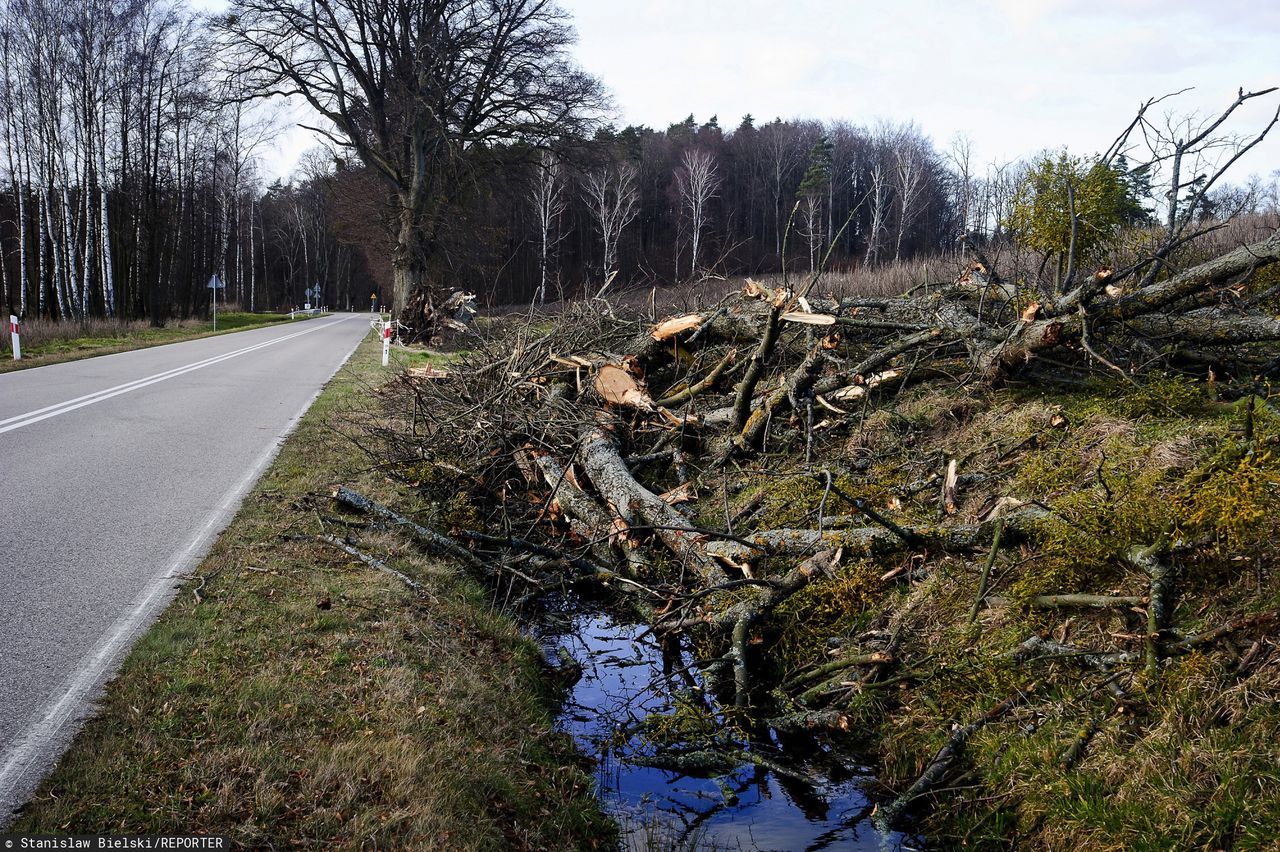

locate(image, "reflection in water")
[[537, 609, 921, 851]]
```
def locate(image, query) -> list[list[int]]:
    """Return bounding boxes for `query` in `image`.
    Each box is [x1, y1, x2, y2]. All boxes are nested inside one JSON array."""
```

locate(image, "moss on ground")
[[682, 370, 1279, 850]]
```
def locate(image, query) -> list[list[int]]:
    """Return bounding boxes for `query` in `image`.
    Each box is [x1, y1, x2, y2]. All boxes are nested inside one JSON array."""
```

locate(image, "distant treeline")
[[418, 114, 1028, 305], [329, 114, 1034, 307], [1, 0, 1272, 321]]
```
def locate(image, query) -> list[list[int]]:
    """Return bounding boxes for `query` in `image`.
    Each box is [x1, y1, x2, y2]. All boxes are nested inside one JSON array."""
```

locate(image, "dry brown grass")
[[17, 316, 200, 350], [1, 311, 299, 373]]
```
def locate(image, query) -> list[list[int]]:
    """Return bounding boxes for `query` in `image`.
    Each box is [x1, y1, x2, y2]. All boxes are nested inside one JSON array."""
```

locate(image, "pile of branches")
[[350, 193, 1280, 826], [393, 208, 1278, 556]]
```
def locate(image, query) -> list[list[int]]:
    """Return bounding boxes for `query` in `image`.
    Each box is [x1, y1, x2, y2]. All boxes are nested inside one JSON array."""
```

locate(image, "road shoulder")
[[8, 334, 613, 850]]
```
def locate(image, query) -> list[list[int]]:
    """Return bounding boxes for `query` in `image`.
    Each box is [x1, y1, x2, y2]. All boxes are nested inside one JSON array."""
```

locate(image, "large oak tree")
[[216, 0, 601, 335]]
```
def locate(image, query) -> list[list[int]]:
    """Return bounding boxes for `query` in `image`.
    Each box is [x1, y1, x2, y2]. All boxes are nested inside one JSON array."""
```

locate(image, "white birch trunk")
[[42, 188, 66, 319], [97, 94, 114, 317], [249, 194, 257, 311]]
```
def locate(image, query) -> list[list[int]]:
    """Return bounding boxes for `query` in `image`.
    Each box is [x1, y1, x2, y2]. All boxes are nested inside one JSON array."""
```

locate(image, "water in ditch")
[[535, 607, 923, 851]]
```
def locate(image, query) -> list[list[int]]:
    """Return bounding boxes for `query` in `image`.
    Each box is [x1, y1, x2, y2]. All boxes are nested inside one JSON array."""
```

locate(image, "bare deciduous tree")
[[216, 0, 602, 337], [530, 149, 566, 304], [864, 162, 889, 267], [582, 161, 638, 290], [676, 148, 720, 279], [891, 128, 927, 263]]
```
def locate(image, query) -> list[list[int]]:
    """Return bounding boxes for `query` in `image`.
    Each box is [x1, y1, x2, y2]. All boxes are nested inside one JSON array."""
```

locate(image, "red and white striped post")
[[8, 315, 19, 360], [381, 320, 391, 367]]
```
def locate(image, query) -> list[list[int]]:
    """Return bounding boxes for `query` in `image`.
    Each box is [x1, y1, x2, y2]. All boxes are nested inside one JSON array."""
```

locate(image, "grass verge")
[[0, 312, 314, 374], [10, 332, 614, 850]]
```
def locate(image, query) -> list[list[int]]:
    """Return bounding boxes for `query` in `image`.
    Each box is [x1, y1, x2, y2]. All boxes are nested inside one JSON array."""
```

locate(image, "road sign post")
[[207, 274, 225, 330], [9, 314, 19, 360], [382, 320, 391, 367]]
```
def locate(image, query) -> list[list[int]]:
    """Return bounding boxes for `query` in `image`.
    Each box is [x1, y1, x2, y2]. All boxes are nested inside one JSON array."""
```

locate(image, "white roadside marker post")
[[382, 320, 391, 367], [9, 314, 20, 360]]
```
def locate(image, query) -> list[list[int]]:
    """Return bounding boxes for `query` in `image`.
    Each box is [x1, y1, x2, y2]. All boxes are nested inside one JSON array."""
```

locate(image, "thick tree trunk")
[[392, 200, 440, 339], [580, 424, 725, 585]]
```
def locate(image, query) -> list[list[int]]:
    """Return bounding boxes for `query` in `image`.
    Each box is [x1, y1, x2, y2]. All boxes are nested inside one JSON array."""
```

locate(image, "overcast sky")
[[238, 0, 1280, 182]]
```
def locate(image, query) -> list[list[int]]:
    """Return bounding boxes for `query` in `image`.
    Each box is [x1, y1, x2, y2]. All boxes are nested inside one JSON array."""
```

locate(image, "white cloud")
[[557, 0, 1279, 176]]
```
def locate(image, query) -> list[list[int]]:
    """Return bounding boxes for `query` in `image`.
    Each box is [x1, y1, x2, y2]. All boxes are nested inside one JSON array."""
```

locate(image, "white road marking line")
[[0, 321, 369, 826], [0, 317, 351, 435]]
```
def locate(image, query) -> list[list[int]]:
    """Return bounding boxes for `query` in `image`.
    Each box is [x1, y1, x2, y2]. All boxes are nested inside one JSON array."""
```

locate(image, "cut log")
[[580, 425, 725, 584], [531, 453, 613, 535], [823, 369, 902, 403], [405, 364, 450, 380], [651, 313, 703, 341], [780, 311, 837, 326], [594, 363, 655, 411]]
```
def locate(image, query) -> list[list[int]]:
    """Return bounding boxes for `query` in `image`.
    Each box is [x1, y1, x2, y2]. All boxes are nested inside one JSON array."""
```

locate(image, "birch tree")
[[582, 161, 638, 285], [864, 162, 889, 267], [530, 149, 566, 304], [676, 148, 720, 279], [892, 130, 927, 263]]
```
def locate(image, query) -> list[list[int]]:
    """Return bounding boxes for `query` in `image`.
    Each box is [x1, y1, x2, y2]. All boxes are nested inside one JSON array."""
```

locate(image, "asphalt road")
[[0, 314, 373, 824]]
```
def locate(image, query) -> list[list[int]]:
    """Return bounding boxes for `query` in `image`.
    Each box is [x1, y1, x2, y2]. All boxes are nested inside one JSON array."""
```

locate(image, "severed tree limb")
[[530, 452, 616, 563], [1058, 715, 1103, 771], [1125, 538, 1172, 678], [626, 306, 761, 363], [654, 348, 738, 407], [730, 344, 826, 456], [783, 651, 895, 694], [315, 534, 427, 596], [979, 229, 1280, 382], [1123, 308, 1280, 345], [795, 653, 895, 705], [849, 326, 945, 376], [454, 529, 606, 579], [664, 551, 842, 706], [638, 747, 819, 786], [876, 682, 1037, 829], [1167, 609, 1279, 654], [1007, 636, 1142, 670], [1008, 611, 1278, 691], [332, 486, 491, 575], [660, 550, 838, 634], [580, 424, 726, 584], [767, 709, 853, 734], [703, 506, 1050, 568], [730, 615, 752, 708], [817, 472, 924, 547], [1030, 593, 1147, 610], [732, 304, 784, 431], [967, 519, 1005, 624]]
